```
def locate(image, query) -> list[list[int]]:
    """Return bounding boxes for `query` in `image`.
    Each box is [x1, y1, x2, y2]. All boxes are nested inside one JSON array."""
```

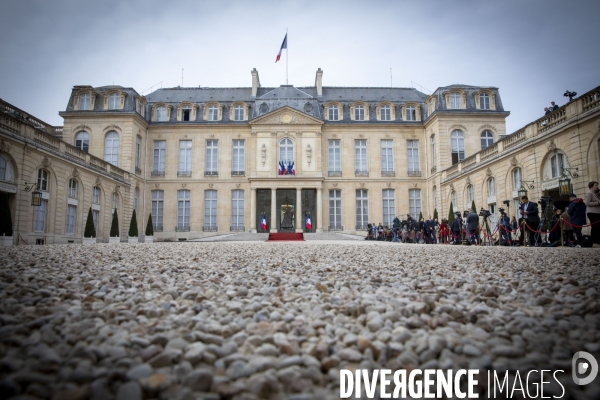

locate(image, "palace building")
[[1, 68, 599, 244]]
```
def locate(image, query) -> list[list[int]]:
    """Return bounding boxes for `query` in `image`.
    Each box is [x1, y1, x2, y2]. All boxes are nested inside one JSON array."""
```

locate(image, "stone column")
[[295, 188, 302, 233], [316, 188, 323, 233], [250, 188, 257, 233], [270, 189, 277, 233]]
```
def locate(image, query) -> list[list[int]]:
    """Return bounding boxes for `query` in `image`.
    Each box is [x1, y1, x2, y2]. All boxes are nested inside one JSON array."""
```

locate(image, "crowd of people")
[[366, 181, 600, 248], [543, 101, 559, 115]]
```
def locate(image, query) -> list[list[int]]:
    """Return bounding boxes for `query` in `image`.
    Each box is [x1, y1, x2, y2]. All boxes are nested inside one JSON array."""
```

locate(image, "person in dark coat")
[[450, 215, 462, 244], [548, 209, 563, 245], [424, 216, 436, 244], [519, 195, 541, 246], [465, 208, 479, 245], [499, 211, 511, 245], [567, 193, 587, 245]]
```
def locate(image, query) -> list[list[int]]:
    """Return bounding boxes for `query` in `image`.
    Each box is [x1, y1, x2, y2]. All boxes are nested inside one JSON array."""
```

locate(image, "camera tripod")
[[534, 203, 556, 246], [480, 215, 494, 246]]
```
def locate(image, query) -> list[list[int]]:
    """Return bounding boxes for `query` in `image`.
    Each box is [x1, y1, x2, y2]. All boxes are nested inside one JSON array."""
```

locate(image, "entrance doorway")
[[276, 190, 296, 232]]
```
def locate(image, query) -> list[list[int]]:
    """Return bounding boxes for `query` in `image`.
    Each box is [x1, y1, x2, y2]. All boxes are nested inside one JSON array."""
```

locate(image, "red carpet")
[[267, 232, 304, 241]]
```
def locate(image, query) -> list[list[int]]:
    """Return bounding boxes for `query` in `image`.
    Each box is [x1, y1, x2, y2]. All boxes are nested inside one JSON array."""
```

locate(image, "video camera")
[[479, 208, 491, 217], [498, 207, 505, 214], [538, 196, 553, 210]]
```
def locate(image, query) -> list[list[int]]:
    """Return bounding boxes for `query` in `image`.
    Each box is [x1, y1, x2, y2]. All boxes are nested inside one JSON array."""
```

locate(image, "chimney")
[[315, 68, 323, 97], [251, 68, 260, 98]]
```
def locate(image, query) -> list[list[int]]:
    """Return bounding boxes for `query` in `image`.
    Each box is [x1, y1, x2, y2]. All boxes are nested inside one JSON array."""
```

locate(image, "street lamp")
[[558, 167, 579, 197], [24, 182, 42, 206], [518, 180, 535, 200]]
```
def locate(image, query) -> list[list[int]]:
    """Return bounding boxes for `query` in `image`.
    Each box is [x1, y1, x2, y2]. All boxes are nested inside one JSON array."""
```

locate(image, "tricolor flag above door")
[[275, 33, 287, 63]]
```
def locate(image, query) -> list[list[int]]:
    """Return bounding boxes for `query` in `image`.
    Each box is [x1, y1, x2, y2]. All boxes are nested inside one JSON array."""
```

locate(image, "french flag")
[[275, 34, 287, 63], [287, 161, 295, 175], [260, 215, 267, 231], [305, 214, 312, 231], [278, 161, 285, 175]]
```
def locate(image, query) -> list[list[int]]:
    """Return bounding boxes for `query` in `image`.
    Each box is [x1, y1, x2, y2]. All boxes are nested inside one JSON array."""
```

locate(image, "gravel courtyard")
[[1, 242, 599, 400]]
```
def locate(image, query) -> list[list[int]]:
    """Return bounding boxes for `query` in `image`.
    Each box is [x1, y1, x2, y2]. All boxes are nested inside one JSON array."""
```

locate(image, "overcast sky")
[[1, 0, 598, 133]]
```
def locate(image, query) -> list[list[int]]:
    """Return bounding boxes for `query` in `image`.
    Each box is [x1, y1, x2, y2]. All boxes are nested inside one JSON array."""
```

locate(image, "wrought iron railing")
[[329, 225, 343, 231], [153, 224, 163, 232], [230, 225, 245, 232], [175, 225, 190, 232], [355, 171, 369, 177], [177, 170, 192, 177], [231, 171, 245, 176], [328, 171, 342, 177], [151, 170, 165, 176], [203, 224, 218, 232], [205, 171, 218, 176]]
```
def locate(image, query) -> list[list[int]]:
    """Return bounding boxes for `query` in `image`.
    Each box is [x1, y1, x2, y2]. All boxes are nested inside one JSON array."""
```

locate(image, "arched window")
[[112, 192, 119, 212], [207, 105, 219, 121], [551, 154, 564, 178], [433, 186, 438, 211], [451, 191, 457, 209], [156, 106, 167, 121], [104, 131, 119, 166], [467, 185, 474, 204], [512, 168, 522, 190], [134, 187, 139, 213], [328, 105, 339, 121], [450, 93, 461, 109], [354, 105, 365, 121], [37, 169, 49, 191], [488, 177, 496, 196], [79, 93, 90, 110], [380, 105, 391, 121], [68, 179, 77, 198], [450, 130, 465, 164], [108, 93, 120, 110], [406, 106, 416, 121], [75, 132, 89, 152], [234, 105, 244, 121], [430, 135, 436, 168], [279, 138, 294, 163], [480, 93, 490, 110], [481, 130, 494, 150], [0, 156, 6, 181]]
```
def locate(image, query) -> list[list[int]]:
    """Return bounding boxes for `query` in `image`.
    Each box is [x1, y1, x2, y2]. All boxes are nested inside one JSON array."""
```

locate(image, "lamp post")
[[559, 167, 579, 197], [518, 180, 535, 200], [24, 182, 42, 206]]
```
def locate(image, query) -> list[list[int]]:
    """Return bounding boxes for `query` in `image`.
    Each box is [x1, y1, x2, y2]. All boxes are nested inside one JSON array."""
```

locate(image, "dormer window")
[[109, 93, 120, 110], [380, 105, 391, 121], [234, 105, 244, 121], [156, 106, 167, 121], [480, 93, 490, 110], [208, 105, 219, 121], [354, 105, 365, 121], [406, 106, 416, 121], [182, 106, 191, 121], [79, 94, 90, 110], [450, 93, 461, 109], [328, 105, 339, 121], [75, 132, 89, 152]]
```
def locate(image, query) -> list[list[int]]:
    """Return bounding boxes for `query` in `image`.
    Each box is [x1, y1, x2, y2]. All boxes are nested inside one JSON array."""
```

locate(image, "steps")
[[267, 232, 304, 241]]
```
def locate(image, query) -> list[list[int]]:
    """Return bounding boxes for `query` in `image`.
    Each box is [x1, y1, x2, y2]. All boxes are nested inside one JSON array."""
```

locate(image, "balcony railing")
[[381, 170, 396, 177], [230, 225, 245, 232], [231, 171, 245, 176], [177, 170, 192, 177], [205, 171, 218, 177], [203, 224, 218, 232], [407, 170, 421, 177], [355, 170, 369, 177], [329, 225, 343, 231], [153, 224, 163, 232], [151, 170, 165, 177], [328, 170, 342, 177], [175, 225, 190, 232]]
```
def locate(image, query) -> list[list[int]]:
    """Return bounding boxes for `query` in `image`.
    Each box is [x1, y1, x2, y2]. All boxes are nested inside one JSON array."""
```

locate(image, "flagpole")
[[286, 28, 288, 85]]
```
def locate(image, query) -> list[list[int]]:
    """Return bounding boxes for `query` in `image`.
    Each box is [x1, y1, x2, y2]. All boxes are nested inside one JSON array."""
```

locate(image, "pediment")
[[250, 106, 323, 126]]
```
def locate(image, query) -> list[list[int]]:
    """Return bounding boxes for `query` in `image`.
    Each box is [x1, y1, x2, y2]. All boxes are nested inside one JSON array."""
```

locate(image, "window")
[[205, 140, 218, 175], [79, 93, 90, 110], [406, 106, 416, 121], [104, 131, 119, 166], [355, 139, 367, 174], [488, 203, 497, 232], [134, 187, 139, 213], [328, 105, 339, 121], [381, 140, 394, 174], [232, 140, 245, 175], [380, 105, 391, 121], [150, 190, 163, 231], [112, 192, 119, 212], [34, 199, 47, 232], [37, 169, 49, 191], [512, 168, 522, 190], [354, 105, 365, 121], [450, 93, 461, 109], [204, 190, 217, 230], [92, 209, 99, 232], [75, 132, 89, 153], [0, 156, 5, 181], [468, 185, 475, 204], [329, 190, 342, 229], [207, 105, 219, 121], [92, 187, 100, 205], [407, 140, 419, 173], [153, 140, 166, 174], [481, 130, 494, 150], [488, 177, 496, 197], [234, 105, 244, 121], [409, 189, 421, 221], [551, 154, 564, 178], [451, 130, 465, 164], [431, 135, 436, 168], [328, 139, 341, 174], [451, 191, 457, 209], [156, 106, 167, 121], [66, 205, 76, 234], [433, 186, 438, 211], [278, 138, 294, 165], [179, 140, 192, 175], [108, 93, 120, 110], [231, 190, 244, 230], [68, 179, 77, 198], [182, 106, 191, 121], [383, 189, 395, 226], [480, 93, 490, 110], [356, 189, 368, 229], [177, 190, 190, 231], [135, 136, 141, 169]]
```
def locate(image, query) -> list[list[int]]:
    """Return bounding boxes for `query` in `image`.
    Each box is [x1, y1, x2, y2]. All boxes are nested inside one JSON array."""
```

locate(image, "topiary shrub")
[[84, 207, 96, 238], [448, 202, 455, 225], [128, 209, 138, 237], [110, 209, 119, 237], [145, 213, 154, 236]]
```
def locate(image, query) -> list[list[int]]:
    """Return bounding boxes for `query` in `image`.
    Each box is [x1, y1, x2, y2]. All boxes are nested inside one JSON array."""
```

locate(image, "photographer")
[[567, 193, 586, 245], [466, 208, 479, 245], [519, 195, 541, 246], [499, 210, 511, 245], [548, 209, 563, 246], [450, 213, 462, 244]]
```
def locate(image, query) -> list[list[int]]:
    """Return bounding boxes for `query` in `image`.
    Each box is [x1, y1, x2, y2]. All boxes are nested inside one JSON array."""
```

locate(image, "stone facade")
[[1, 69, 599, 243]]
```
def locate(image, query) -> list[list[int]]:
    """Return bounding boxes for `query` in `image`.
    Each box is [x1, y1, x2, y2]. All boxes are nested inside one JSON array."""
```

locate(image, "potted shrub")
[[0, 193, 13, 246], [109, 209, 120, 243], [128, 209, 138, 243], [83, 207, 96, 244], [144, 213, 154, 243]]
